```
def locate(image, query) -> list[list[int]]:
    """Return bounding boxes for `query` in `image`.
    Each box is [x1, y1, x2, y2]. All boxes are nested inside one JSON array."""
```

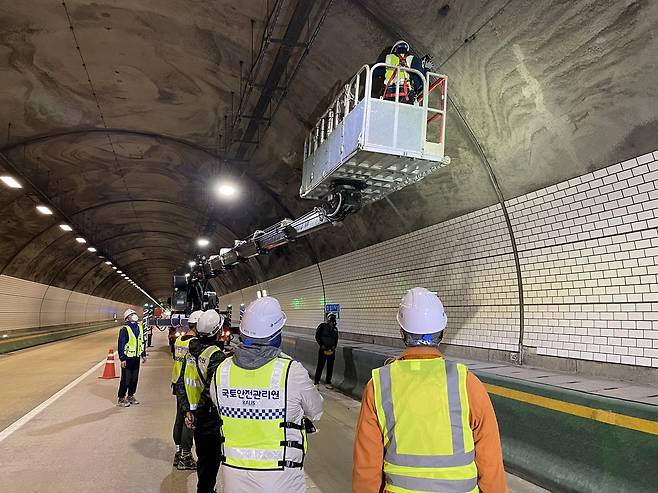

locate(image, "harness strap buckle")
[[278, 460, 304, 469], [280, 440, 304, 450], [280, 421, 303, 430]]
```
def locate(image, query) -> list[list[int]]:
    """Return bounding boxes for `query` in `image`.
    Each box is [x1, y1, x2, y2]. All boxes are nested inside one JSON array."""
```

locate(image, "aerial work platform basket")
[[301, 63, 449, 203]]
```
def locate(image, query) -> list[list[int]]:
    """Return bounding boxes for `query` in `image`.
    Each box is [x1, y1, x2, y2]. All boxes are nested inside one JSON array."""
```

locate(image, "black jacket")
[[189, 338, 228, 435], [315, 322, 339, 349]]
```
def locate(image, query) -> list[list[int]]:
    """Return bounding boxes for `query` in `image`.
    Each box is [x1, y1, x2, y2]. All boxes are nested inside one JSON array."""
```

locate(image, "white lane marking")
[[0, 358, 106, 443]]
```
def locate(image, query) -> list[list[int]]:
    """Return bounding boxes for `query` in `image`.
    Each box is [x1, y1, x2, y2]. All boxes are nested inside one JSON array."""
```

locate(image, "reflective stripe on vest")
[[385, 54, 414, 85], [123, 323, 144, 358], [372, 358, 478, 493], [171, 337, 192, 384], [184, 351, 202, 410], [216, 356, 302, 470]]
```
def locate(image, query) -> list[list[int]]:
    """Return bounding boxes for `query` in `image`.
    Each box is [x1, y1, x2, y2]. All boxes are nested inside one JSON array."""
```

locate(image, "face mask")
[[129, 314, 139, 323]]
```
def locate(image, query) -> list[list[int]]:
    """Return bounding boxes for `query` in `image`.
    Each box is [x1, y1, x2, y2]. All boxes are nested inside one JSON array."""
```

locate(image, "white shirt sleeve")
[[288, 360, 324, 421]]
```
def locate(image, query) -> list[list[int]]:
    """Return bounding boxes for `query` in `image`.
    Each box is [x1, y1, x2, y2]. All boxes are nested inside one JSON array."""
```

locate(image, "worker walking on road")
[[171, 310, 202, 470], [352, 287, 509, 493], [314, 313, 339, 388], [117, 309, 146, 407], [184, 310, 230, 493], [210, 296, 324, 493]]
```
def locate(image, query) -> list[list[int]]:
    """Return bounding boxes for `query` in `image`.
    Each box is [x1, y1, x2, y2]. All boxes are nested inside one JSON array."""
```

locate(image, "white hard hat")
[[188, 310, 204, 325], [123, 308, 137, 320], [197, 310, 225, 337], [240, 296, 287, 339], [397, 287, 447, 334]]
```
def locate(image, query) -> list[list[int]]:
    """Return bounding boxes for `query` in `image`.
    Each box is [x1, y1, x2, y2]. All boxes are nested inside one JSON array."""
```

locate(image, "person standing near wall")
[[171, 310, 202, 470], [184, 310, 230, 493], [314, 314, 339, 388], [210, 296, 324, 492], [352, 287, 508, 493], [117, 308, 146, 407]]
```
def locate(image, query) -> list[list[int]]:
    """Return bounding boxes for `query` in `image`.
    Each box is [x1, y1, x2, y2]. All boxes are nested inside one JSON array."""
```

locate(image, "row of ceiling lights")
[[1, 174, 160, 307]]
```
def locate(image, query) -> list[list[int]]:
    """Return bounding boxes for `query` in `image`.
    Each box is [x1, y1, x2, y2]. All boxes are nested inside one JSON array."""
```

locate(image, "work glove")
[[423, 59, 434, 70]]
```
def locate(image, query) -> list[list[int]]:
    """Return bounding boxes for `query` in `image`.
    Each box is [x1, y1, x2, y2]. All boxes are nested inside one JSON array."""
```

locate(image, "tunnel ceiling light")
[[105, 261, 112, 265], [215, 182, 237, 198], [197, 238, 209, 247], [117, 270, 123, 274], [36, 205, 53, 215], [75, 237, 86, 244], [112, 266, 117, 270], [0, 176, 22, 188], [87, 247, 97, 252], [188, 261, 196, 268], [59, 224, 72, 232]]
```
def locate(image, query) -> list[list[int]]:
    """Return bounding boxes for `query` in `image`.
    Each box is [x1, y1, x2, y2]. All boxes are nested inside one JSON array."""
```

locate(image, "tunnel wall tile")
[[509, 149, 658, 368], [220, 205, 519, 352], [0, 274, 138, 331]]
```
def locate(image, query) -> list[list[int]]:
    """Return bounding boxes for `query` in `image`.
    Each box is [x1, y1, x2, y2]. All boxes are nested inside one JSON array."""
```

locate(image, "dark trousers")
[[147, 332, 153, 347], [173, 394, 194, 450], [195, 432, 221, 493], [118, 358, 140, 398], [314, 348, 335, 384]]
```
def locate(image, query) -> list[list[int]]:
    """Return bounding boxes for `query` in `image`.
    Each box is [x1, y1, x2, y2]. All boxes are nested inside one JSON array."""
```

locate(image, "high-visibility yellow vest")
[[372, 358, 478, 493], [171, 337, 193, 384], [385, 54, 414, 86], [216, 356, 306, 470], [185, 345, 223, 410], [123, 323, 144, 358]]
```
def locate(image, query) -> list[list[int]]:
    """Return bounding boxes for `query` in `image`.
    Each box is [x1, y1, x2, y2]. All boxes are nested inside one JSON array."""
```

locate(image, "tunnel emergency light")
[[75, 237, 86, 243], [87, 247, 96, 252], [216, 182, 237, 198], [59, 224, 72, 232], [197, 238, 210, 247], [0, 176, 22, 188], [36, 205, 53, 215]]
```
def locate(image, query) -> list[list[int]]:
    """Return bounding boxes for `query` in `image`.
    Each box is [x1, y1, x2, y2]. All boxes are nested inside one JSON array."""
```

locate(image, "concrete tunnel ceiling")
[[0, 0, 656, 304]]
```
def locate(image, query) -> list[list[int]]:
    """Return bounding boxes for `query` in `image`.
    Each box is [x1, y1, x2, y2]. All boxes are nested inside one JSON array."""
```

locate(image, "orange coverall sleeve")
[[352, 374, 509, 493]]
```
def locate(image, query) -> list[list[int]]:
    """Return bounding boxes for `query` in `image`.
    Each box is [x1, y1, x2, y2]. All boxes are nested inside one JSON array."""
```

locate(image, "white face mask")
[[129, 314, 139, 322]]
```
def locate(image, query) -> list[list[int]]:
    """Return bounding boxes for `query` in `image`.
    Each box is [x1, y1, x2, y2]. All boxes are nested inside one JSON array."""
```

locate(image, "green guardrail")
[[282, 333, 658, 493], [0, 321, 119, 354]]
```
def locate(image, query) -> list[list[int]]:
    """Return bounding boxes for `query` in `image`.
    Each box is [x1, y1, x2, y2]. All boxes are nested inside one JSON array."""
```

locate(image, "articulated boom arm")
[[206, 180, 364, 275]]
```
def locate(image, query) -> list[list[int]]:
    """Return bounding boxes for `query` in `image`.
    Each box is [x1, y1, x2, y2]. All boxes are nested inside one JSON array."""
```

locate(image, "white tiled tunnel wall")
[[509, 149, 658, 367], [220, 149, 658, 368], [0, 274, 138, 331], [220, 204, 520, 351]]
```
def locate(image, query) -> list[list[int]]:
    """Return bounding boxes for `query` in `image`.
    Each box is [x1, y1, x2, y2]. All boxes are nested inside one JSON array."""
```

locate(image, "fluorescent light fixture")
[[112, 266, 117, 270], [87, 247, 96, 252], [188, 261, 196, 268], [197, 238, 209, 247], [75, 237, 86, 244], [0, 176, 22, 188], [216, 182, 237, 198], [59, 224, 72, 232], [36, 205, 53, 215], [105, 261, 112, 265], [117, 270, 123, 274]]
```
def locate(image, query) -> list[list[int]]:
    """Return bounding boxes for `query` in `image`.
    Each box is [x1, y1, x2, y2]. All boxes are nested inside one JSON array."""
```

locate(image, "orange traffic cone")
[[98, 349, 119, 379]]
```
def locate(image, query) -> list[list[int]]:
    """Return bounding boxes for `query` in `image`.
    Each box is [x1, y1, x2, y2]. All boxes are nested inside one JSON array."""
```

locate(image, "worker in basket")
[[373, 40, 433, 104]]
